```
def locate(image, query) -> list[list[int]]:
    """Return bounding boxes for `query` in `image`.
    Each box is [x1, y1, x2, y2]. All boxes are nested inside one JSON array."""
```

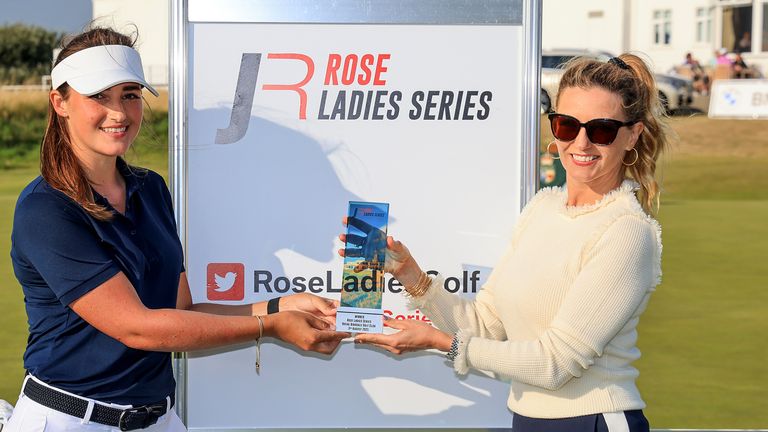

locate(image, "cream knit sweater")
[[411, 180, 662, 418]]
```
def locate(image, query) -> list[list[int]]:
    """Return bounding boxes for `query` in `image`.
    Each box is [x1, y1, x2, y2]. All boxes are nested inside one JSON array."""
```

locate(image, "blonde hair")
[[556, 54, 672, 215]]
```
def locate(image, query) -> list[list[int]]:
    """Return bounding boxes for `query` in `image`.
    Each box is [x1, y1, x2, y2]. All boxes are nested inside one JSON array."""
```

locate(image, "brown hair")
[[556, 53, 672, 215], [41, 26, 137, 221]]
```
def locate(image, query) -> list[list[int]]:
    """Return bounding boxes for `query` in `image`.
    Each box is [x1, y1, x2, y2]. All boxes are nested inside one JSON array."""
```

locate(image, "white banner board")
[[172, 0, 540, 429], [708, 79, 768, 119]]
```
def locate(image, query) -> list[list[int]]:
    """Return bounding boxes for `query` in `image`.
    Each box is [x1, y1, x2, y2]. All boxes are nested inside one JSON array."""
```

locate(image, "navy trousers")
[[511, 410, 649, 432]]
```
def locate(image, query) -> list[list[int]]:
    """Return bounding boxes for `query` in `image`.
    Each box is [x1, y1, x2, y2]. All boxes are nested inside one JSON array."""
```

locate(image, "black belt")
[[23, 377, 174, 431]]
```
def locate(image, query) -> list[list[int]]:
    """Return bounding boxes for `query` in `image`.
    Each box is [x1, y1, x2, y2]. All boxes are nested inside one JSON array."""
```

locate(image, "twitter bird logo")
[[207, 263, 245, 301], [214, 272, 237, 292]]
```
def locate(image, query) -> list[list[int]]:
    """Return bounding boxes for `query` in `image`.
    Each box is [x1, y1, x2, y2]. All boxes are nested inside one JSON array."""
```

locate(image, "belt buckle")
[[118, 404, 163, 431]]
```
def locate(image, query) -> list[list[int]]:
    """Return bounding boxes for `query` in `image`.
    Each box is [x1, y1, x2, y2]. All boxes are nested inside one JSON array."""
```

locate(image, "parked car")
[[540, 49, 694, 114]]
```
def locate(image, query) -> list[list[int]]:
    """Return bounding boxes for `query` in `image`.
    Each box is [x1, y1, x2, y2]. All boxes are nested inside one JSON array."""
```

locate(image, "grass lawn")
[[0, 165, 37, 401], [0, 112, 766, 428], [637, 119, 768, 428], [639, 199, 768, 428]]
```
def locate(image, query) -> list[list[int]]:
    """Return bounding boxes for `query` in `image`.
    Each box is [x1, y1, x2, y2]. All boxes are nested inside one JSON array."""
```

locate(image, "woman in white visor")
[[6, 26, 349, 432]]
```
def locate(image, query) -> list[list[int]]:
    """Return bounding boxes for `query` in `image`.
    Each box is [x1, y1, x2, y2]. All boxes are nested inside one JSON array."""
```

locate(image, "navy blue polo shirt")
[[11, 158, 183, 405]]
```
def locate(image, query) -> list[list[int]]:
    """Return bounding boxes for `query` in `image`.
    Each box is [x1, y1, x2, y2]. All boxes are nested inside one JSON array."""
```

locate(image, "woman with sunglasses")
[[6, 26, 350, 432], [349, 54, 671, 431]]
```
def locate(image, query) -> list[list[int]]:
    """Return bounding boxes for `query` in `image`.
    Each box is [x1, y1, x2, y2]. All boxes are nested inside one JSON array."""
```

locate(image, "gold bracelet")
[[406, 272, 432, 297], [255, 315, 264, 373]]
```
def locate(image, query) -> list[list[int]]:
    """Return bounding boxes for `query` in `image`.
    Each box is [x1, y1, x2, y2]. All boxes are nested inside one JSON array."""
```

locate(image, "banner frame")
[[170, 0, 542, 429]]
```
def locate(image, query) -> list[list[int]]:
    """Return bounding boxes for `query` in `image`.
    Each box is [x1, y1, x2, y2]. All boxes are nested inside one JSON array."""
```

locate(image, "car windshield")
[[542, 55, 575, 69], [542, 52, 613, 69]]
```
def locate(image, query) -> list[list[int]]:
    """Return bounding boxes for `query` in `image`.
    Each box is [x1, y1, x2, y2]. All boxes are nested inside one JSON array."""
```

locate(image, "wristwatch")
[[446, 334, 460, 361]]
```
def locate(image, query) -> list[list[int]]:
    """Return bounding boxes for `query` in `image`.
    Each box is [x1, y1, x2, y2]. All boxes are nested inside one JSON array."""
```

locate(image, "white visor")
[[50, 45, 158, 97]]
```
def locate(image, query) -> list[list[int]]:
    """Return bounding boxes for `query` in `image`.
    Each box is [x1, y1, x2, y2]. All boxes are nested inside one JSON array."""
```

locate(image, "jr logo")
[[216, 53, 315, 145]]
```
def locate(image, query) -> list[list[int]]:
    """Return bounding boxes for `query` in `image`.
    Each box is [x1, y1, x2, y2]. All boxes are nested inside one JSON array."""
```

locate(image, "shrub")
[[0, 97, 169, 170], [0, 23, 63, 85], [0, 101, 48, 150]]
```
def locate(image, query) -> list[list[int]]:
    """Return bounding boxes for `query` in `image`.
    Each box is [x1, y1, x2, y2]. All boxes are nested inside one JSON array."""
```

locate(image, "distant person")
[[348, 54, 671, 431], [5, 26, 349, 432], [682, 52, 710, 93], [683, 52, 703, 70], [736, 31, 751, 53], [712, 48, 734, 80], [733, 53, 750, 78], [715, 48, 732, 65]]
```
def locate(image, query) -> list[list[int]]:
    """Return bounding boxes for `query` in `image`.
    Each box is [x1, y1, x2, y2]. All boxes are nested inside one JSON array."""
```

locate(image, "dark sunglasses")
[[548, 113, 638, 145]]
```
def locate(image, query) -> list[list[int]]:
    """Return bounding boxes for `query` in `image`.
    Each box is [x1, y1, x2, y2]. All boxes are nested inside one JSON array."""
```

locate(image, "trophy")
[[336, 201, 389, 333]]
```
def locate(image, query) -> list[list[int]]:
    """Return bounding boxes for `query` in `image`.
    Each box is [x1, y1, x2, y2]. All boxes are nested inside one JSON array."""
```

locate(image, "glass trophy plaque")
[[336, 201, 389, 333]]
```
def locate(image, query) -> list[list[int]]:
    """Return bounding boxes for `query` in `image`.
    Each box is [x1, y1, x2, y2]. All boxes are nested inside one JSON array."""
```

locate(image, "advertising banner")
[[708, 79, 768, 119], [173, 1, 540, 429]]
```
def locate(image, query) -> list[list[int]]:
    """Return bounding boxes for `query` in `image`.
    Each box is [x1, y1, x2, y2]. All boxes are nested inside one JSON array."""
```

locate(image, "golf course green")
[[0, 104, 765, 428]]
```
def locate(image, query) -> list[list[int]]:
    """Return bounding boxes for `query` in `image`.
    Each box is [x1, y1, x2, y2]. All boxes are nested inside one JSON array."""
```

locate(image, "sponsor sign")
[[173, 0, 539, 429], [708, 79, 768, 119]]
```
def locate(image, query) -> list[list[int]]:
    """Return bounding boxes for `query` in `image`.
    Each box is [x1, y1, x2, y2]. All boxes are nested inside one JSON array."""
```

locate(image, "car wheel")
[[541, 90, 552, 114]]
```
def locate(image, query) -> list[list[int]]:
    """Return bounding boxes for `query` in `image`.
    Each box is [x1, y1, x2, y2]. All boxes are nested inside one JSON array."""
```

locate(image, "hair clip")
[[608, 57, 630, 70]]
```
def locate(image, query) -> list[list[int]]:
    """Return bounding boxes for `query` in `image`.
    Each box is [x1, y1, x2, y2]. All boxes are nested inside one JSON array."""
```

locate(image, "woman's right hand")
[[381, 236, 423, 287], [265, 310, 350, 355], [338, 217, 425, 289]]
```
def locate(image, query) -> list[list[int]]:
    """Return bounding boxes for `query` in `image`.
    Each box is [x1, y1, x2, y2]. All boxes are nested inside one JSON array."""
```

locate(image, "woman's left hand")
[[280, 293, 339, 324], [354, 318, 453, 355]]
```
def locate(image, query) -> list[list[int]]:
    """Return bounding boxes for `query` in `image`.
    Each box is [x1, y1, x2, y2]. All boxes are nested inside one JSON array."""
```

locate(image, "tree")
[[0, 23, 62, 84]]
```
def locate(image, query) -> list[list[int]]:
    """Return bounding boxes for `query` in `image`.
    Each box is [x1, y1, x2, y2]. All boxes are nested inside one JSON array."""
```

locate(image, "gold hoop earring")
[[546, 141, 560, 160], [623, 148, 639, 166]]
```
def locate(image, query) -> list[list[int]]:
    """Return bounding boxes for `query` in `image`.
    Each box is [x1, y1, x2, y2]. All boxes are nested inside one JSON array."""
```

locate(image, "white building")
[[92, 0, 767, 83], [92, 0, 169, 85], [544, 0, 768, 75]]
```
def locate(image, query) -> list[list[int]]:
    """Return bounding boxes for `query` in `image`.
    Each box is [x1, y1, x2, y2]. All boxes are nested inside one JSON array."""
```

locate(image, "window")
[[695, 7, 712, 43], [763, 3, 768, 52], [653, 9, 672, 45], [722, 5, 752, 53]]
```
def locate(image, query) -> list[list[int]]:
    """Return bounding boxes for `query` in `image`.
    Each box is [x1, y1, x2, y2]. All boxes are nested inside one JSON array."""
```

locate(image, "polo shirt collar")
[[91, 158, 144, 208], [116, 157, 144, 201]]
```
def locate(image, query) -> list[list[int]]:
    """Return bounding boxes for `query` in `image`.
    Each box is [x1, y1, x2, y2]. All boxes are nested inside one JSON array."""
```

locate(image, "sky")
[[1, 0, 93, 33]]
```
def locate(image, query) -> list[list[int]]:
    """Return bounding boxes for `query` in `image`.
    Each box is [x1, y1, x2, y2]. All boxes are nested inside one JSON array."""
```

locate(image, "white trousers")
[[4, 377, 186, 432]]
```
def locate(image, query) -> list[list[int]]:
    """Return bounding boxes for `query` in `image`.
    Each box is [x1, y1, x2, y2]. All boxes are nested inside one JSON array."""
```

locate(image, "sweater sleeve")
[[454, 215, 660, 389], [408, 241, 517, 341], [407, 190, 554, 340]]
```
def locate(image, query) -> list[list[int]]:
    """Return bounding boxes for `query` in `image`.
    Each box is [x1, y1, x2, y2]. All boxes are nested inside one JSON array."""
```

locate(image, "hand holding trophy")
[[338, 210, 453, 354]]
